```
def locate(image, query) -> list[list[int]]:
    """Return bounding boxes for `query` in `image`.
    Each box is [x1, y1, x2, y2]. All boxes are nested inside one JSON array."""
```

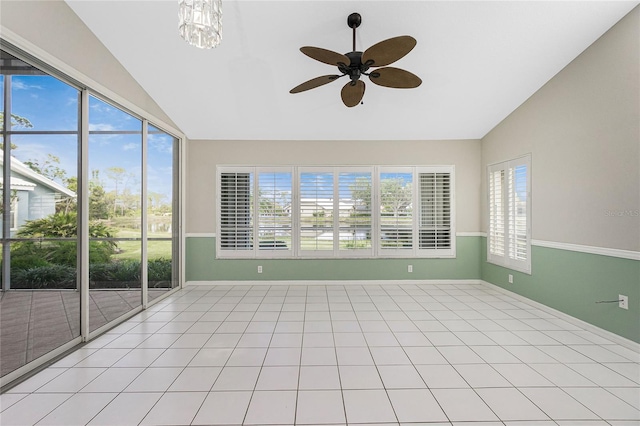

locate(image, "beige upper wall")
[[481, 6, 640, 252], [186, 139, 482, 234], [0, 0, 178, 130]]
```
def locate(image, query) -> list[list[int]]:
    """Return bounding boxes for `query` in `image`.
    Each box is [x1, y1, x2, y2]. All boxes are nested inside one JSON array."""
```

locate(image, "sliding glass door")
[[0, 46, 182, 382]]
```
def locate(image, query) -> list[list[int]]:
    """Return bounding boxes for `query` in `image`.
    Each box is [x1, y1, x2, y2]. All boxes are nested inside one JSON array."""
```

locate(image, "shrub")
[[11, 265, 76, 289], [148, 258, 172, 283], [9, 254, 50, 270], [11, 212, 117, 267], [89, 260, 140, 283]]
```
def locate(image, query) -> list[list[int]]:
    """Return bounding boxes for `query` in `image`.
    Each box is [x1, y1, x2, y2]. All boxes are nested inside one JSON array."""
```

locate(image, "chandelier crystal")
[[178, 0, 222, 49]]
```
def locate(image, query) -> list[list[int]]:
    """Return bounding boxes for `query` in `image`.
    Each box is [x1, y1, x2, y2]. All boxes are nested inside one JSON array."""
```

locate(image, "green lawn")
[[109, 229, 173, 261]]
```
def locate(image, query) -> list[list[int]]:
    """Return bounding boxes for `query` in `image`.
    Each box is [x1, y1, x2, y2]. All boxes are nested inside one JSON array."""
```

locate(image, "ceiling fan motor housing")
[[340, 51, 370, 83]]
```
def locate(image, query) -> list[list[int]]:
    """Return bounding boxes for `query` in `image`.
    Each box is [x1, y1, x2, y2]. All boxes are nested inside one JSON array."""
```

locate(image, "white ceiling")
[[66, 1, 637, 141]]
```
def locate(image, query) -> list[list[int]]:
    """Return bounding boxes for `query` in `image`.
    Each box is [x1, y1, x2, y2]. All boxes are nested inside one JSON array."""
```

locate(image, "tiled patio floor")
[[0, 289, 170, 377]]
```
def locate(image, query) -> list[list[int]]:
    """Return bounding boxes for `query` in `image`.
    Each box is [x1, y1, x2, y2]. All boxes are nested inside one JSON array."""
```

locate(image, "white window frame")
[[298, 167, 374, 258], [217, 165, 455, 259], [217, 166, 295, 259], [487, 155, 531, 274], [377, 166, 456, 258]]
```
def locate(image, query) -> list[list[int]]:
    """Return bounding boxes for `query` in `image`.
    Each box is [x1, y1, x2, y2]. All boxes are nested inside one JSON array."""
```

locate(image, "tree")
[[349, 177, 413, 216], [0, 112, 33, 149], [105, 167, 134, 216], [23, 154, 77, 214], [148, 191, 166, 212], [89, 170, 109, 219], [380, 178, 412, 217], [349, 177, 372, 210], [23, 154, 67, 182], [0, 112, 33, 129]]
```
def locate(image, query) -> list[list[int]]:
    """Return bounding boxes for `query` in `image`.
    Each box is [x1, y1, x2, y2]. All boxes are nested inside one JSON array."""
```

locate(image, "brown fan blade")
[[369, 67, 422, 88], [361, 36, 417, 67], [341, 80, 365, 107], [300, 47, 350, 66], [290, 75, 342, 94]]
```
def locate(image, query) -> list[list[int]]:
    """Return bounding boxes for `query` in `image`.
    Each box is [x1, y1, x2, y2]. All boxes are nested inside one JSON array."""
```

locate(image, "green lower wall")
[[186, 236, 482, 282], [481, 238, 639, 343], [185, 235, 638, 343]]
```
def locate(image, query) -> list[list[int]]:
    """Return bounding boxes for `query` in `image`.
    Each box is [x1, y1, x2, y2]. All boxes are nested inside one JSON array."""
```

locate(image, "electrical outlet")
[[508, 274, 513, 284], [408, 265, 413, 273], [257, 265, 263, 274], [619, 294, 628, 310]]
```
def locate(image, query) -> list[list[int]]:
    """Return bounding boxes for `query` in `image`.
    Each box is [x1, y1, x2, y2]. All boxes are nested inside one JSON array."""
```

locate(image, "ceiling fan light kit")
[[290, 12, 422, 107]]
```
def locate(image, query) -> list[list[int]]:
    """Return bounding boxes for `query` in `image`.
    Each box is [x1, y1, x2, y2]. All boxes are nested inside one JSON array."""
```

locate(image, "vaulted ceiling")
[[66, 1, 637, 140]]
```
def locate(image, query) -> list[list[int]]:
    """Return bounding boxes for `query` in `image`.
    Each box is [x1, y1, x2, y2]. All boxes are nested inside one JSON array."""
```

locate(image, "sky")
[[2, 74, 175, 201]]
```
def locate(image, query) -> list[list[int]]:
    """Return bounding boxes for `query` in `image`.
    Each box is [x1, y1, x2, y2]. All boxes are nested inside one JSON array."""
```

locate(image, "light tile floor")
[[1, 283, 638, 425]]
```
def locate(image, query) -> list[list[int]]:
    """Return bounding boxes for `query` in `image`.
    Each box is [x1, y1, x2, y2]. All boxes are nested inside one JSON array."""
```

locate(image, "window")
[[218, 167, 293, 258], [418, 170, 452, 250], [217, 166, 455, 258], [299, 168, 373, 257], [379, 169, 413, 251], [488, 155, 531, 273], [258, 170, 292, 253]]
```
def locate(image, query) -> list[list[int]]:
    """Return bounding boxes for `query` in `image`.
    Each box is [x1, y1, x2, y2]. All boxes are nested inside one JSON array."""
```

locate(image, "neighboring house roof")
[[0, 176, 36, 191], [0, 156, 76, 197]]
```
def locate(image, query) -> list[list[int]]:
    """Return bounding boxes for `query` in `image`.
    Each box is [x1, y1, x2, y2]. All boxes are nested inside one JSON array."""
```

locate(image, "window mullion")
[[253, 168, 259, 258], [412, 167, 419, 256], [503, 166, 510, 266], [372, 167, 380, 257], [293, 167, 299, 257], [335, 168, 341, 255]]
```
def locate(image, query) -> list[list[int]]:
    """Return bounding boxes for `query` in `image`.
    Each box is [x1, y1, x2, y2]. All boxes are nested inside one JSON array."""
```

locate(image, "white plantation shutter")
[[219, 170, 253, 253], [218, 166, 456, 259], [378, 167, 455, 257], [489, 169, 505, 257], [508, 165, 528, 261], [338, 170, 373, 255], [379, 170, 414, 253], [418, 170, 453, 251], [299, 169, 334, 254], [257, 170, 292, 256], [487, 156, 531, 273]]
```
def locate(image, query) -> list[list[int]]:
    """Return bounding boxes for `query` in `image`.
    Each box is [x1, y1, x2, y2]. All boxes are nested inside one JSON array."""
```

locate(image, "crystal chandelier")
[[178, 0, 222, 49]]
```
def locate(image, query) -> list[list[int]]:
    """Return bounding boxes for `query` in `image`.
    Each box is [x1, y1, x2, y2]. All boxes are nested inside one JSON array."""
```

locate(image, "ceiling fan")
[[290, 12, 422, 107]]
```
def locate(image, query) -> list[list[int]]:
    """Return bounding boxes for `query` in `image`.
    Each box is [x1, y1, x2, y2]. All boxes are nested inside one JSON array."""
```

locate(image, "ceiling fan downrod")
[[348, 12, 361, 52]]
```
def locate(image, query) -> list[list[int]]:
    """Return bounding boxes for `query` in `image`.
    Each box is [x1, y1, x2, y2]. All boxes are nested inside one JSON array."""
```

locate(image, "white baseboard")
[[480, 280, 639, 352], [185, 279, 484, 287]]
